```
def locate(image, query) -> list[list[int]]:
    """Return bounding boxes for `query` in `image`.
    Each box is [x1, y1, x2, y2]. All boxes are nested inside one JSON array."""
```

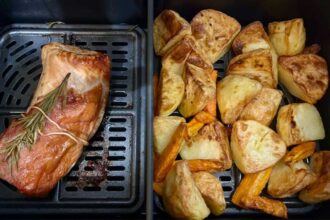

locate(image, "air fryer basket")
[[0, 24, 147, 214]]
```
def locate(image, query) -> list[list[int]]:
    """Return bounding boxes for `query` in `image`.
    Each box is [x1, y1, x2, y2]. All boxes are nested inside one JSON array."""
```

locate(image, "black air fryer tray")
[[0, 24, 146, 214]]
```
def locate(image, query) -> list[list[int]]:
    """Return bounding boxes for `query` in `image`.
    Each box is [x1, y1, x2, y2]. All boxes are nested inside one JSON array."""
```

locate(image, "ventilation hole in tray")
[[111, 66, 128, 72], [75, 41, 87, 46], [108, 165, 125, 171], [6, 41, 16, 49], [108, 156, 125, 161], [33, 73, 41, 81], [111, 75, 128, 80], [4, 118, 10, 128], [112, 50, 128, 54], [111, 101, 127, 107], [21, 83, 31, 94], [84, 166, 94, 171], [92, 42, 108, 46], [109, 127, 126, 132], [13, 77, 24, 90], [112, 84, 127, 89], [16, 99, 21, 105], [28, 64, 42, 75], [22, 56, 39, 67], [96, 50, 107, 54], [220, 176, 232, 182], [112, 91, 127, 97], [107, 176, 125, 181], [112, 58, 128, 63], [109, 146, 125, 151], [6, 95, 13, 105], [16, 48, 37, 62], [83, 186, 101, 191], [5, 71, 19, 87], [10, 41, 33, 56], [0, 92, 4, 103], [106, 186, 124, 191], [85, 156, 102, 161], [86, 146, 103, 151], [223, 186, 233, 192], [91, 136, 104, 142], [109, 136, 126, 142], [3, 57, 7, 63], [72, 165, 79, 171], [2, 65, 13, 78], [67, 176, 79, 181], [112, 42, 128, 46], [215, 59, 225, 64], [110, 118, 127, 123], [65, 186, 78, 191]]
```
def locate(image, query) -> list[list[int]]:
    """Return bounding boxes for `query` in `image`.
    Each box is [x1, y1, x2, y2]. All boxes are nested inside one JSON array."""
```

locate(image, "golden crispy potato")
[[192, 172, 226, 216], [154, 10, 192, 56], [157, 68, 185, 116], [278, 54, 329, 104], [180, 121, 232, 170], [217, 75, 262, 124], [268, 18, 306, 56], [153, 116, 186, 155], [163, 161, 210, 219], [191, 9, 241, 63], [299, 151, 330, 204], [226, 49, 276, 88], [179, 55, 215, 118], [267, 160, 316, 198], [232, 21, 272, 55], [239, 88, 283, 126], [276, 103, 325, 146], [231, 120, 286, 174]]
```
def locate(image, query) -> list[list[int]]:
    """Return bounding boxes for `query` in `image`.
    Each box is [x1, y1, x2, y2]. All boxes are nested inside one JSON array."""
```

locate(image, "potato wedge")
[[299, 151, 330, 204], [180, 121, 232, 170], [217, 75, 262, 124], [179, 60, 215, 118], [191, 9, 241, 63], [226, 49, 276, 88], [278, 54, 329, 104], [276, 103, 325, 146], [239, 88, 283, 126], [268, 18, 306, 56], [153, 116, 186, 155], [153, 10, 192, 56], [232, 21, 272, 55], [231, 120, 286, 174], [193, 172, 226, 216], [163, 161, 210, 219], [267, 160, 316, 198]]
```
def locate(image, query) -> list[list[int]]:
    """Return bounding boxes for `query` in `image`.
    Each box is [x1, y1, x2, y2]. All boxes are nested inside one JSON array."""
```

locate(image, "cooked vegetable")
[[163, 161, 210, 219], [203, 70, 218, 117], [268, 18, 306, 56], [278, 54, 329, 104], [175, 159, 227, 173], [217, 75, 262, 124], [231, 120, 286, 174], [186, 111, 216, 138], [276, 103, 325, 146], [191, 9, 241, 63], [284, 142, 316, 165]]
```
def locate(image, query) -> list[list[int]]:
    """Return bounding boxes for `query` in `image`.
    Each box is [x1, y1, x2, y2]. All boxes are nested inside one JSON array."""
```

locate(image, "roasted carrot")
[[284, 142, 316, 165], [173, 159, 226, 173], [203, 70, 218, 117]]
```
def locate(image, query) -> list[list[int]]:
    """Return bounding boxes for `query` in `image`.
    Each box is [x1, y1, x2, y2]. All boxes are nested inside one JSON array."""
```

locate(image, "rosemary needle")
[[0, 73, 71, 169]]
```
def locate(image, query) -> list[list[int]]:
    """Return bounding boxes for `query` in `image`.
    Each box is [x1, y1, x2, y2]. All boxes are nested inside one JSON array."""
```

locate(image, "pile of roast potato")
[[153, 9, 329, 219]]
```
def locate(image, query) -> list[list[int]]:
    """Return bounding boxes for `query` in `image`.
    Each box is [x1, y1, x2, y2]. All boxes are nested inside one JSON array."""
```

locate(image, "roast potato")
[[226, 49, 276, 88], [267, 160, 316, 198], [163, 160, 210, 219], [192, 172, 226, 216], [231, 120, 286, 174], [217, 75, 262, 124], [180, 121, 232, 170], [239, 88, 283, 126], [299, 151, 330, 204], [276, 103, 325, 146], [154, 10, 192, 56], [153, 116, 186, 155], [191, 9, 241, 63], [179, 55, 215, 118], [268, 18, 306, 56], [278, 54, 329, 104]]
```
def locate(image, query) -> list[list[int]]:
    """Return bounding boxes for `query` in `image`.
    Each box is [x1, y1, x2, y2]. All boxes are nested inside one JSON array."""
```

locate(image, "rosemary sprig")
[[0, 73, 71, 169]]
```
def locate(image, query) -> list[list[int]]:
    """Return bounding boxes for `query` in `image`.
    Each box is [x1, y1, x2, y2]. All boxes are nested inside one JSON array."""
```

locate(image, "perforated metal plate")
[[0, 24, 146, 214], [154, 51, 316, 216]]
